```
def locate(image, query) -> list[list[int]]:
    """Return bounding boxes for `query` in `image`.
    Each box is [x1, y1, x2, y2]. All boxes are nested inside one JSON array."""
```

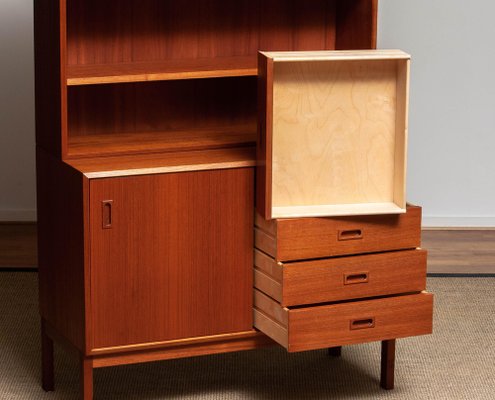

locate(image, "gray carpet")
[[0, 273, 494, 399]]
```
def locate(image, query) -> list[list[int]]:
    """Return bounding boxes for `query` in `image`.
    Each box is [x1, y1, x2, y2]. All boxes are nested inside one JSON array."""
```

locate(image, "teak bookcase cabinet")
[[35, 1, 431, 399]]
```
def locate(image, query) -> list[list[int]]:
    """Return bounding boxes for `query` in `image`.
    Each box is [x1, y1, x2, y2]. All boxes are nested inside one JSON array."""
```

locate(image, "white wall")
[[0, 0, 36, 221], [0, 1, 494, 226], [378, 0, 495, 227]]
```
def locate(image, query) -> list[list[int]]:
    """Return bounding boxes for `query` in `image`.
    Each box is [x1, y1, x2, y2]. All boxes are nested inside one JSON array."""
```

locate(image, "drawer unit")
[[255, 204, 421, 262], [253, 289, 433, 353], [254, 249, 427, 307]]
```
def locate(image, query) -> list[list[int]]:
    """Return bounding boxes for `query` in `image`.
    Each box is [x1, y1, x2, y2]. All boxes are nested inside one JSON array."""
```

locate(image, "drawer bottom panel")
[[254, 290, 433, 352]]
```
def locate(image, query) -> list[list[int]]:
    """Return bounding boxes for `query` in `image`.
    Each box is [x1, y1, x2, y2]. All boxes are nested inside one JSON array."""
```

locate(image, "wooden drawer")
[[254, 249, 427, 307], [257, 50, 410, 219], [255, 204, 421, 261], [254, 289, 433, 353]]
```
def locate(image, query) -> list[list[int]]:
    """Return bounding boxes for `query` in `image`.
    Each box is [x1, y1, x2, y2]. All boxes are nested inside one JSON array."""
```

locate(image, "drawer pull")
[[350, 317, 375, 330], [102, 200, 113, 229], [344, 272, 369, 285], [338, 229, 363, 241]]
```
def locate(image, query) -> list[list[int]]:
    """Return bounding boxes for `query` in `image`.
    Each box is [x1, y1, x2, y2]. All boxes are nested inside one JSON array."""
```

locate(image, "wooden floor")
[[422, 230, 495, 274], [0, 223, 37, 267], [0, 223, 494, 273]]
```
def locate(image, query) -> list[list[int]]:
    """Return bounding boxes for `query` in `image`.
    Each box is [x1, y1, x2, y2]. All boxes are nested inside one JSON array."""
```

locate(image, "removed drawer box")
[[254, 249, 427, 307], [255, 204, 421, 262], [253, 289, 433, 353], [257, 50, 410, 219]]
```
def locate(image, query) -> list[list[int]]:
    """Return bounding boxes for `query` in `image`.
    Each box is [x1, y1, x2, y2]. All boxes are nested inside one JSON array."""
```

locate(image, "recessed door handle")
[[350, 317, 375, 330], [102, 200, 113, 229], [344, 272, 369, 285], [338, 229, 363, 241]]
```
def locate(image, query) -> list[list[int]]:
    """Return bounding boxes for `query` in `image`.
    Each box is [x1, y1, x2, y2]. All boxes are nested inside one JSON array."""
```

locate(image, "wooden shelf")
[[67, 57, 258, 86], [65, 147, 256, 178], [67, 125, 256, 159]]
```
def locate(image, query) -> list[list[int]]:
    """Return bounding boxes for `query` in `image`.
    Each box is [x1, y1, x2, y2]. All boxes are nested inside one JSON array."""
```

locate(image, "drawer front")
[[254, 249, 427, 307], [255, 205, 421, 261], [254, 290, 433, 353]]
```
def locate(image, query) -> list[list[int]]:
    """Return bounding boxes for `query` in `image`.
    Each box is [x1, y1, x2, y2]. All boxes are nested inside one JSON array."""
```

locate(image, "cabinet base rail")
[[41, 319, 397, 399]]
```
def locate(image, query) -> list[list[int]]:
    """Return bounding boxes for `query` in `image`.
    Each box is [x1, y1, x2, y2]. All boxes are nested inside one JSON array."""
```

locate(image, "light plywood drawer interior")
[[257, 50, 410, 220]]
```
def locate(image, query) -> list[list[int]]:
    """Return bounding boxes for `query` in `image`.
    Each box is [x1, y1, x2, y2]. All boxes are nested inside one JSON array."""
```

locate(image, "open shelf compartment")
[[66, 77, 257, 160], [257, 50, 410, 219], [65, 0, 376, 86]]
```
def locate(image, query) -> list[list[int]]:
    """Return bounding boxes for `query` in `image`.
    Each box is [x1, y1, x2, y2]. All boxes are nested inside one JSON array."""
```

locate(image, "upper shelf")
[[66, 56, 258, 86]]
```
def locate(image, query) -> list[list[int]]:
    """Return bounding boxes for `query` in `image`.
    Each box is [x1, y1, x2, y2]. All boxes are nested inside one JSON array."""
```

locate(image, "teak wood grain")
[[89, 168, 254, 349], [43, 319, 274, 369], [380, 339, 396, 390], [254, 289, 433, 353], [255, 205, 422, 262], [68, 126, 256, 159], [256, 53, 274, 220], [67, 0, 342, 66], [254, 249, 427, 307], [80, 357, 93, 400], [34, 0, 66, 157], [91, 332, 274, 368], [37, 148, 89, 352], [336, 0, 377, 50], [66, 147, 256, 179], [257, 50, 410, 219], [67, 78, 257, 158], [67, 57, 258, 86]]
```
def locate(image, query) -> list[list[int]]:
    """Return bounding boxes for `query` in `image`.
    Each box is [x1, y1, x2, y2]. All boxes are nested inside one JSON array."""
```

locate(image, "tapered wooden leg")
[[380, 339, 396, 390], [328, 346, 342, 357], [80, 356, 93, 400], [41, 320, 54, 391]]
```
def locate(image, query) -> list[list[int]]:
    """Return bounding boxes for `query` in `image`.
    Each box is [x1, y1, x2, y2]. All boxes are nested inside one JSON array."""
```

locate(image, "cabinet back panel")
[[67, 0, 338, 65], [69, 78, 256, 135], [336, 0, 377, 49], [67, 77, 257, 157]]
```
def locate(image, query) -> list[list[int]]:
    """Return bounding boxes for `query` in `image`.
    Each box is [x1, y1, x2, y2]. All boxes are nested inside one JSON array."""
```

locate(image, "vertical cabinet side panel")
[[89, 168, 254, 350], [34, 0, 67, 157], [37, 148, 87, 352]]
